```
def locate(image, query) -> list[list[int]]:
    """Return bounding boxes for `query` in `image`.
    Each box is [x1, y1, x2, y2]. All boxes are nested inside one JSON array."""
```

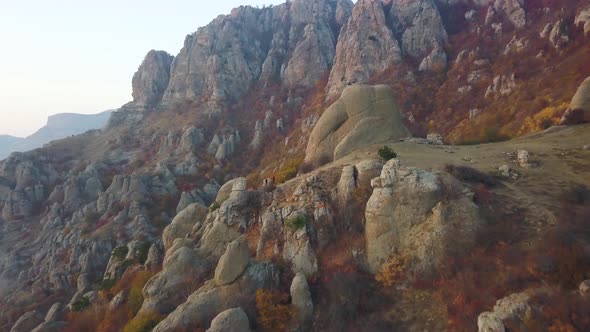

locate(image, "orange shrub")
[[274, 157, 303, 184], [255, 289, 297, 332], [375, 254, 409, 287]]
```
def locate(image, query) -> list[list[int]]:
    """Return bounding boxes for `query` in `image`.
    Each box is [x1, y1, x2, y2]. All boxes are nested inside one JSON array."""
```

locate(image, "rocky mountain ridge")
[[0, 111, 112, 160]]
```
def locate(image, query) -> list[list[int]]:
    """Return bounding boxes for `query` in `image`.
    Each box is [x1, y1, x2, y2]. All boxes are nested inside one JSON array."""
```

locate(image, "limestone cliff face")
[[131, 50, 174, 107], [326, 0, 402, 98], [161, 0, 353, 110], [389, 0, 448, 60]]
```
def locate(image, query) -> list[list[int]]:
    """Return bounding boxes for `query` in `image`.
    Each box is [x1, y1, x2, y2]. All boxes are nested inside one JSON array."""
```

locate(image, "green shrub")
[[136, 241, 151, 264], [285, 215, 307, 231], [71, 296, 91, 312], [210, 201, 220, 212], [112, 246, 129, 262], [98, 278, 116, 291], [378, 146, 397, 161]]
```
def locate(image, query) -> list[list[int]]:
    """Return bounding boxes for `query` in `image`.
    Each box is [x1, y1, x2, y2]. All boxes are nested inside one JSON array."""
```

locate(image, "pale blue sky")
[[0, 0, 284, 137]]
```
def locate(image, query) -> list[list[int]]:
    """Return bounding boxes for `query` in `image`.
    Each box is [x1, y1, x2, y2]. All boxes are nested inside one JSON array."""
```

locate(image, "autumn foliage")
[[255, 289, 297, 332], [375, 254, 409, 287]]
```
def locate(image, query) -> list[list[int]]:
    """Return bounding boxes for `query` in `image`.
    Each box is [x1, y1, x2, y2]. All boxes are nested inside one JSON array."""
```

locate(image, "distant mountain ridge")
[[0, 110, 112, 159]]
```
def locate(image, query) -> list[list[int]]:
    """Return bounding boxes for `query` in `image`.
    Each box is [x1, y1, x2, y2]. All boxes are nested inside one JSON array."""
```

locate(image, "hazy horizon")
[[0, 0, 284, 138]]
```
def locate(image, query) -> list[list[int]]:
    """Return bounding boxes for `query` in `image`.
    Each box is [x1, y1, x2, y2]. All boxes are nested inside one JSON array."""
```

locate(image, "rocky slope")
[[0, 111, 112, 160], [1, 0, 590, 331]]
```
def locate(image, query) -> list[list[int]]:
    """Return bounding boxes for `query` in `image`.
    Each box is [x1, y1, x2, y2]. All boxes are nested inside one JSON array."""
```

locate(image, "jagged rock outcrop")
[[215, 133, 239, 161], [197, 179, 249, 258], [10, 311, 44, 332], [44, 303, 65, 322], [162, 1, 353, 110], [141, 240, 210, 315], [389, 0, 448, 60], [174, 153, 199, 176], [481, 0, 526, 28], [214, 236, 250, 286], [2, 190, 33, 220], [250, 121, 264, 150], [206, 308, 251, 332], [280, 0, 354, 88], [560, 77, 590, 125], [576, 6, 590, 36], [326, 0, 402, 97], [548, 19, 569, 49], [179, 126, 205, 152], [30, 321, 68, 332], [163, 203, 208, 251], [152, 262, 279, 332], [305, 84, 409, 166], [485, 73, 516, 98], [131, 50, 174, 107], [365, 159, 483, 274], [176, 190, 206, 213], [477, 292, 531, 332], [290, 273, 313, 330], [418, 42, 447, 71]]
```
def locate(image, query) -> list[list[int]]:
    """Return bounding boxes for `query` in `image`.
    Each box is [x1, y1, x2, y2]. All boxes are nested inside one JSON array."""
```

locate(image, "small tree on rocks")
[[378, 146, 397, 162]]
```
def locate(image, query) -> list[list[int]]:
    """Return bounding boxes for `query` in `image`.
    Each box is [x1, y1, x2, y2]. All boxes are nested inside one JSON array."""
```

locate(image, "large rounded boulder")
[[304, 84, 409, 167], [560, 76, 590, 125]]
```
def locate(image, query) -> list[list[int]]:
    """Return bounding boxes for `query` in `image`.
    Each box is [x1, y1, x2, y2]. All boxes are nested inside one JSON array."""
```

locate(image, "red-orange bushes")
[[255, 289, 297, 332]]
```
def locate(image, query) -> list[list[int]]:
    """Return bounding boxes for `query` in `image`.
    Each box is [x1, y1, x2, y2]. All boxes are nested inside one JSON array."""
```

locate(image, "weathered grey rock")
[[516, 150, 530, 168], [485, 74, 516, 98], [214, 236, 250, 286], [283, 224, 318, 277], [305, 84, 409, 166], [145, 243, 164, 272], [152, 262, 279, 332], [10, 311, 44, 332], [560, 77, 590, 125], [214, 178, 241, 206], [200, 219, 241, 261], [131, 50, 174, 107], [208, 134, 222, 155], [110, 290, 127, 309], [336, 165, 357, 205], [477, 292, 530, 332], [418, 42, 447, 71], [290, 273, 313, 330], [575, 6, 590, 36], [481, 0, 525, 28], [548, 19, 569, 49], [84, 176, 103, 199], [206, 308, 251, 332], [427, 133, 444, 145], [177, 190, 205, 213], [163, 203, 208, 251], [162, 1, 352, 108], [503, 35, 527, 55], [326, 0, 402, 97], [2, 190, 33, 220], [30, 322, 69, 332], [44, 302, 65, 322], [281, 22, 336, 89], [179, 126, 205, 152], [365, 159, 482, 274], [580, 279, 590, 294], [390, 0, 448, 59], [141, 245, 210, 315]]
